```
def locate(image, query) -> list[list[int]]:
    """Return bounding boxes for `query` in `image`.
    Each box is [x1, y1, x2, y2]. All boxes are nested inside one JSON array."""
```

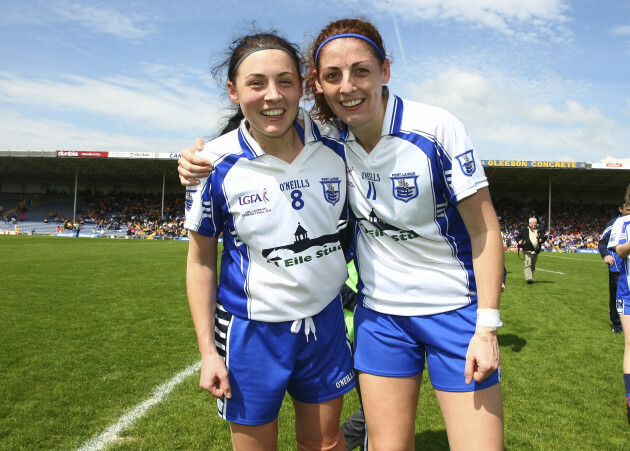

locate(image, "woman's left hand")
[[465, 328, 500, 384]]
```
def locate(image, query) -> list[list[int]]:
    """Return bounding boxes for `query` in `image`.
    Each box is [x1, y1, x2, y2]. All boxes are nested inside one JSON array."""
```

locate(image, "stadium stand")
[[494, 197, 610, 252], [0, 190, 617, 249], [1, 151, 629, 246]]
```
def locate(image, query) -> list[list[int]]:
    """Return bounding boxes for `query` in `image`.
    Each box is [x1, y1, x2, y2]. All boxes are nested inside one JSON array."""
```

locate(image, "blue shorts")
[[215, 297, 356, 425], [618, 298, 630, 315], [353, 301, 500, 392]]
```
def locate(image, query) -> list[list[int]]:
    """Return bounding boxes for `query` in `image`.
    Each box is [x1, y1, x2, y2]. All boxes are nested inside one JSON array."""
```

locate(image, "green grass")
[[0, 236, 628, 450]]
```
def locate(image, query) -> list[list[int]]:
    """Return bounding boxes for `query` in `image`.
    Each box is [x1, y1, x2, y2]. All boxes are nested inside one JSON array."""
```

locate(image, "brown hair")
[[304, 18, 388, 125]]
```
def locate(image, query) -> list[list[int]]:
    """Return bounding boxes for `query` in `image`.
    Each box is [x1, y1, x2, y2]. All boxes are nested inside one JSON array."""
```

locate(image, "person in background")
[[607, 183, 630, 423], [516, 217, 548, 284], [185, 31, 355, 450], [339, 257, 367, 451], [337, 224, 367, 450], [599, 200, 630, 333]]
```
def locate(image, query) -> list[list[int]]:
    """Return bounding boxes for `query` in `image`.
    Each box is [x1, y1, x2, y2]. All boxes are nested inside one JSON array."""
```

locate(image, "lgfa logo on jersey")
[[238, 188, 269, 205], [390, 173, 418, 203], [320, 178, 341, 206], [455, 150, 476, 176]]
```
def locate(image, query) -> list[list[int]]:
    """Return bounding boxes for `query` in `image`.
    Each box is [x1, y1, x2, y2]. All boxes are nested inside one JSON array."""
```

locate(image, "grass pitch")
[[0, 236, 628, 450]]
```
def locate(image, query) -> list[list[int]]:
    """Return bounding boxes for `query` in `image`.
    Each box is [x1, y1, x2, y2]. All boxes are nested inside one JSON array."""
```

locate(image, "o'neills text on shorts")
[[335, 370, 356, 388]]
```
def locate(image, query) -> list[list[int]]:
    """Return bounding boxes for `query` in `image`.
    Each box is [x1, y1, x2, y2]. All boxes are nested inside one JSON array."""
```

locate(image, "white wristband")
[[476, 308, 503, 330]]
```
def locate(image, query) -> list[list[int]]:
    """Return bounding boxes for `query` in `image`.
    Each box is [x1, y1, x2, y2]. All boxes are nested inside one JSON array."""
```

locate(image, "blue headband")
[[315, 33, 385, 65]]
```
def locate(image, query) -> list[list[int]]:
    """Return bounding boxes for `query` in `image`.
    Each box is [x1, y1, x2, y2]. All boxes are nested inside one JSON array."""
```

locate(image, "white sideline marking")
[[77, 361, 201, 451], [536, 268, 565, 275], [542, 255, 601, 262]]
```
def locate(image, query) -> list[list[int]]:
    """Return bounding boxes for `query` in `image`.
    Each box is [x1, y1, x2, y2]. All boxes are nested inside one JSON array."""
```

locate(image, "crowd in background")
[[1, 193, 619, 249], [69, 192, 188, 239], [3, 192, 187, 239], [495, 198, 610, 252]]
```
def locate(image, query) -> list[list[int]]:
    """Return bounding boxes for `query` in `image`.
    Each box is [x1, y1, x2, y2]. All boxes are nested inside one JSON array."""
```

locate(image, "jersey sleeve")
[[183, 176, 221, 237], [437, 111, 488, 204], [608, 216, 630, 249], [599, 223, 612, 256], [183, 149, 224, 237]]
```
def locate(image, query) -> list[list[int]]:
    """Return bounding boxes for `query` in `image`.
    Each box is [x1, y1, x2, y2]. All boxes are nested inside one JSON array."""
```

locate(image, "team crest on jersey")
[[320, 179, 341, 206], [185, 190, 195, 211], [455, 150, 476, 176], [390, 175, 418, 203]]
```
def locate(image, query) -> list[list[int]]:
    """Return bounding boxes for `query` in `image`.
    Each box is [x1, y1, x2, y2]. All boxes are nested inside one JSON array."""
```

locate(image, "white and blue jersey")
[[343, 92, 489, 316], [184, 108, 348, 322], [608, 214, 630, 303], [600, 216, 625, 273]]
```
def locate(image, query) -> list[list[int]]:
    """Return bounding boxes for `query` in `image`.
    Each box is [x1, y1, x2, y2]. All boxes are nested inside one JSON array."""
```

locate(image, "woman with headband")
[[184, 31, 355, 450], [180, 18, 504, 450], [305, 18, 504, 450]]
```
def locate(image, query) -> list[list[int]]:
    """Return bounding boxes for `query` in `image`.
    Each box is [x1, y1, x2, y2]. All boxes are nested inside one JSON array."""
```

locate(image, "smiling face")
[[314, 37, 390, 138], [228, 49, 302, 144]]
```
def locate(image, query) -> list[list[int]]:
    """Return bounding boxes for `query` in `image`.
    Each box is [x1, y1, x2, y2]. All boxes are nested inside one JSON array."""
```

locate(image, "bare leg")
[[434, 384, 504, 451], [358, 371, 421, 450], [620, 313, 630, 423], [621, 313, 630, 373], [294, 395, 345, 451], [230, 419, 278, 451]]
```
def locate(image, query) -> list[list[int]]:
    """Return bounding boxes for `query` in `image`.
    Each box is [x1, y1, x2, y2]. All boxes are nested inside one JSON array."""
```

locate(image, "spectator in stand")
[[599, 200, 630, 333], [516, 217, 548, 284]]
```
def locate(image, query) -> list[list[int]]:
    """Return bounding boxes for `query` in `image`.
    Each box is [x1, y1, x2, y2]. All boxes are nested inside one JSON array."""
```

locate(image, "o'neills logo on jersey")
[[455, 150, 476, 176], [279, 179, 310, 191], [320, 177, 341, 206], [390, 174, 418, 202], [361, 172, 380, 182], [238, 188, 269, 205]]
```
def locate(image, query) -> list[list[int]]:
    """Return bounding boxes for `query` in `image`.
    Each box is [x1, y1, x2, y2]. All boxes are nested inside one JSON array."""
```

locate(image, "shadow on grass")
[[415, 429, 449, 450], [414, 429, 515, 450], [498, 333, 527, 352]]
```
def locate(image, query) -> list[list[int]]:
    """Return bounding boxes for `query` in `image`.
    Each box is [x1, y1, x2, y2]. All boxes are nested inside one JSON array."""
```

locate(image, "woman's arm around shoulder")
[[617, 241, 630, 259], [178, 138, 212, 186]]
